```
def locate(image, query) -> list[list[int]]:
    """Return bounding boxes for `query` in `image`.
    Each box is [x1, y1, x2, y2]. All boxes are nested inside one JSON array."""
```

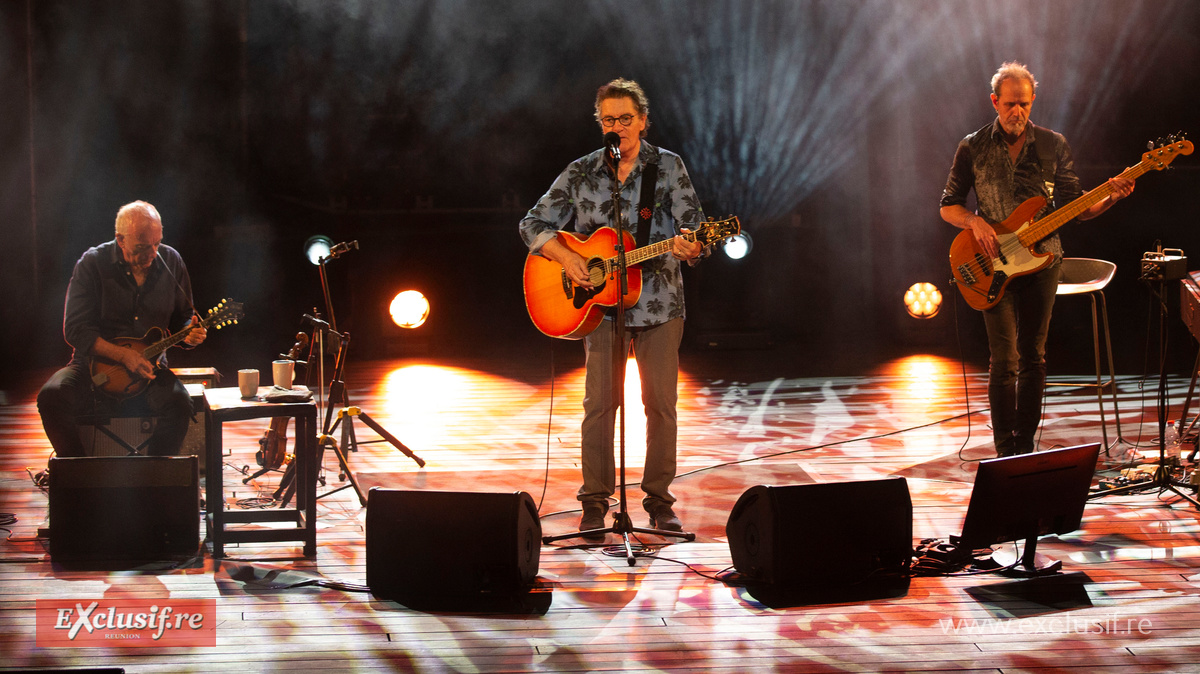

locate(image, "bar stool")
[[1051, 258, 1124, 450]]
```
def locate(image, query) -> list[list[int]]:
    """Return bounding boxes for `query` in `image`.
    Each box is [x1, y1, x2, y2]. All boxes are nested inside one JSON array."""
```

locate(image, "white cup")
[[238, 369, 259, 398], [272, 359, 294, 389]]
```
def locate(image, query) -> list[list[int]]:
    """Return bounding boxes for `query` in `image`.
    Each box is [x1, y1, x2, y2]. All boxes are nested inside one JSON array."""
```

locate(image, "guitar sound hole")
[[587, 260, 607, 288]]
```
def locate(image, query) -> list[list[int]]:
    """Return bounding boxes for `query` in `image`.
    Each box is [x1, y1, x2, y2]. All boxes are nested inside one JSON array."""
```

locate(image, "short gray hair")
[[991, 62, 1038, 97]]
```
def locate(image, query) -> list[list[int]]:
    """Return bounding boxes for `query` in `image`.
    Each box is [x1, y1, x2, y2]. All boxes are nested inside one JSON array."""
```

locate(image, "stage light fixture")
[[904, 282, 942, 319], [389, 290, 430, 329], [723, 232, 753, 260], [304, 235, 333, 265]]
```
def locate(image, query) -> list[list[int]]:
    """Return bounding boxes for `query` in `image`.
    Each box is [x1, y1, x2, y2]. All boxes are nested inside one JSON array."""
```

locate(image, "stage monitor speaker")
[[726, 477, 912, 588], [49, 456, 200, 564], [366, 489, 541, 602]]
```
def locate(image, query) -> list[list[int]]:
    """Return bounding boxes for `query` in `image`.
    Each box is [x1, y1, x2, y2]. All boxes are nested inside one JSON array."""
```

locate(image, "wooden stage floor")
[[3, 352, 1200, 672]]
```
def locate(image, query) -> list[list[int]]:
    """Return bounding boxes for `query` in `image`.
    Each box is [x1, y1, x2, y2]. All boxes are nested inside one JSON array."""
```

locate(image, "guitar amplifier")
[[77, 384, 207, 467], [78, 416, 156, 456]]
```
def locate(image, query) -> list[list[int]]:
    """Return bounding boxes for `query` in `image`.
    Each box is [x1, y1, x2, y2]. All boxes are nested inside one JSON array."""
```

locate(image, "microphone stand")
[[542, 141, 694, 565], [274, 245, 425, 508]]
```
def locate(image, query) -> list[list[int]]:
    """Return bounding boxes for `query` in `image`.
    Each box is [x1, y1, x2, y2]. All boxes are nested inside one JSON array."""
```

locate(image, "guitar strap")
[[635, 162, 659, 250], [1033, 125, 1057, 191]]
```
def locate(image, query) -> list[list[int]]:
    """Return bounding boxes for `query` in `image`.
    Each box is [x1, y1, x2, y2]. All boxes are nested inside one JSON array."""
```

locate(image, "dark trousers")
[[983, 262, 1061, 456], [37, 363, 193, 457]]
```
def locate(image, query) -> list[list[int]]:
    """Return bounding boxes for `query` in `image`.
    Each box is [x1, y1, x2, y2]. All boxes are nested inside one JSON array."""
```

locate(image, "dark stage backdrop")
[[3, 0, 1199, 388]]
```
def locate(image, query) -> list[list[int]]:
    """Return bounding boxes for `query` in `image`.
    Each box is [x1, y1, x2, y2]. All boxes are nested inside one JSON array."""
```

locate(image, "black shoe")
[[648, 504, 683, 532], [579, 502, 608, 542]]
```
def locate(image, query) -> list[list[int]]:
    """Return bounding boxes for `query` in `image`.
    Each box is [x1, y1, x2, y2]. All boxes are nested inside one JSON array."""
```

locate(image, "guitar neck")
[[616, 230, 697, 268], [1017, 159, 1149, 246], [141, 316, 205, 360]]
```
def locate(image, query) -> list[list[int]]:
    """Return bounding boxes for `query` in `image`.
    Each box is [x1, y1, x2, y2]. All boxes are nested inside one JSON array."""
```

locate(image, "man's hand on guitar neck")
[[183, 314, 207, 347], [672, 228, 703, 265]]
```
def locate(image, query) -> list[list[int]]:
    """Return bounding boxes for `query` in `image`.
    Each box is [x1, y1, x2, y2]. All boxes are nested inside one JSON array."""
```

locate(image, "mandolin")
[[89, 299, 243, 398]]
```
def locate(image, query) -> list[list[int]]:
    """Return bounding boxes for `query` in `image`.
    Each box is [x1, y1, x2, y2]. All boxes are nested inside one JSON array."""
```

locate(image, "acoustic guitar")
[[949, 137, 1192, 311], [88, 299, 244, 398], [523, 216, 741, 339]]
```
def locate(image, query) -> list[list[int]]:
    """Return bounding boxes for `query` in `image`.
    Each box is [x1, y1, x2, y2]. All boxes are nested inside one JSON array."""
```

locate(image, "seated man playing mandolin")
[[37, 200, 206, 458]]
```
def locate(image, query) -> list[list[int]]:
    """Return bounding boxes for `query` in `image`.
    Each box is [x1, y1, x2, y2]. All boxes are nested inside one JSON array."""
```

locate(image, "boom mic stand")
[[274, 242, 425, 508], [541, 140, 694, 565], [1090, 277, 1199, 507]]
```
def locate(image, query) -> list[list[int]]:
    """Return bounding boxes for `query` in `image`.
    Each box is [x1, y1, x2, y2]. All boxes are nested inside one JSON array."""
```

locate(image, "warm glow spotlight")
[[304, 235, 333, 265], [904, 282, 942, 318], [389, 290, 430, 329], [723, 232, 753, 260]]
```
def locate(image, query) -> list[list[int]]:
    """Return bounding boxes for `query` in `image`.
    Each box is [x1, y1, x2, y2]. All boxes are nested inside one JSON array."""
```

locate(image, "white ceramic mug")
[[238, 369, 259, 398], [272, 359, 294, 389]]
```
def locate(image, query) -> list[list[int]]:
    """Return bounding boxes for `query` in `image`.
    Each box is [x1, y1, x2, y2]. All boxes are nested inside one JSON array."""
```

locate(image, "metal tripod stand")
[[274, 243, 425, 507]]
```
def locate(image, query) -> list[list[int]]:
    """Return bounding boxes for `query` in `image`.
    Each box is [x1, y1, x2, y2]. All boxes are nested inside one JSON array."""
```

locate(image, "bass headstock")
[[1143, 134, 1192, 171]]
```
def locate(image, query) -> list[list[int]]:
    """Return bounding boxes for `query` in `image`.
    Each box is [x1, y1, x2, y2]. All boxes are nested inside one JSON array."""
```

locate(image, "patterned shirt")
[[940, 119, 1084, 257], [519, 142, 706, 327]]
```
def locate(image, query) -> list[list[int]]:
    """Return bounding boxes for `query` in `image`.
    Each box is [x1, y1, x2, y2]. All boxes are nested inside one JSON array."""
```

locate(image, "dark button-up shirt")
[[62, 240, 195, 365], [519, 142, 705, 327], [940, 119, 1084, 257]]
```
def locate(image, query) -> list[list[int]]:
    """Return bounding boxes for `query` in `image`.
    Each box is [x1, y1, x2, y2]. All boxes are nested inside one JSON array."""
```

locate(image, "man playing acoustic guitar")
[[38, 200, 206, 458], [519, 78, 706, 539], [940, 62, 1134, 457]]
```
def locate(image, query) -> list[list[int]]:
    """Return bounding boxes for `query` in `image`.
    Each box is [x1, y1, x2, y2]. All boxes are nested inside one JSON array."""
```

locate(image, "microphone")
[[302, 313, 330, 330], [327, 240, 359, 259], [604, 132, 621, 164]]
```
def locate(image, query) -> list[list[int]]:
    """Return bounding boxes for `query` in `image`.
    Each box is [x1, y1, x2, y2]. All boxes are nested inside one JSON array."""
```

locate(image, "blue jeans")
[[580, 317, 683, 512], [982, 262, 1061, 456]]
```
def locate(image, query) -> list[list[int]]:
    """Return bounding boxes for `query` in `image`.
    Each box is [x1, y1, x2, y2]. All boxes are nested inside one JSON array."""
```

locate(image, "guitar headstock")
[[1143, 134, 1192, 171], [698, 216, 742, 246], [204, 298, 245, 330]]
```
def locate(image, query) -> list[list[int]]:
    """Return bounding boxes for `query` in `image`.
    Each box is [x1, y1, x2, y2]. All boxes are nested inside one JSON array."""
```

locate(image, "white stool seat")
[[1057, 258, 1117, 295]]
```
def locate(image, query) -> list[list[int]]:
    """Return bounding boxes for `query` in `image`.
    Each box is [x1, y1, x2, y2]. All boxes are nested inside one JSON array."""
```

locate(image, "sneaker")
[[648, 504, 683, 532], [579, 502, 608, 542]]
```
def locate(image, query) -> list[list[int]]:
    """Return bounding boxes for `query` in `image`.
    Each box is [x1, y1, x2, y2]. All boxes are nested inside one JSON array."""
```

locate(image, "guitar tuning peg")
[[1147, 140, 1155, 150]]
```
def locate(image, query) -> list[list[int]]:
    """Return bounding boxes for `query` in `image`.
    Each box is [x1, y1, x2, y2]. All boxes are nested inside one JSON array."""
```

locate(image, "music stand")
[[274, 246, 425, 508], [541, 141, 694, 564]]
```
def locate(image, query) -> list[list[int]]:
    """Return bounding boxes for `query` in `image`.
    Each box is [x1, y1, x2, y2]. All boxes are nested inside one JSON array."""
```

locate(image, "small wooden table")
[[203, 387, 317, 557]]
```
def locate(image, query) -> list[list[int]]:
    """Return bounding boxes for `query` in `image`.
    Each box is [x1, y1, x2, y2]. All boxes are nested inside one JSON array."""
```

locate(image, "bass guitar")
[[89, 299, 244, 398], [523, 217, 741, 339], [950, 137, 1192, 311]]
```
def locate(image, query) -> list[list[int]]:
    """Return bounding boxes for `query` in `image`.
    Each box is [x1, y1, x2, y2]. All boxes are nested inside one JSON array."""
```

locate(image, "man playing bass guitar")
[[939, 62, 1133, 457], [38, 200, 207, 458]]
